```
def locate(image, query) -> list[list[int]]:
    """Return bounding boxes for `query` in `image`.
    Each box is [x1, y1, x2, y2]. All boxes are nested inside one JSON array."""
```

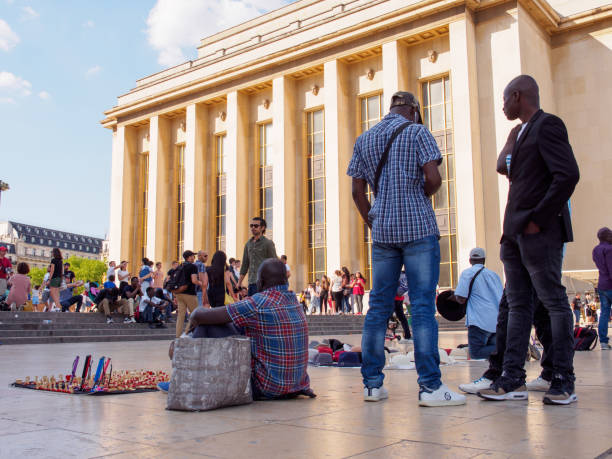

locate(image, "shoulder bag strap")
[[373, 121, 412, 196], [466, 266, 485, 302]]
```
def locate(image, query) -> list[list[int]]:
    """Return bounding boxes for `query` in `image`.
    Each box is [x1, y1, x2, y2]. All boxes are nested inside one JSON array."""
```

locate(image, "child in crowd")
[[32, 285, 40, 311]]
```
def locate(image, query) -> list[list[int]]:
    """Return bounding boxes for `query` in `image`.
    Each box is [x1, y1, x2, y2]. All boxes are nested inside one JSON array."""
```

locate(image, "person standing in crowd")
[[165, 261, 179, 285], [352, 272, 366, 314], [308, 281, 321, 315], [341, 267, 352, 314], [593, 227, 612, 350], [6, 262, 30, 311], [48, 248, 64, 313], [106, 261, 116, 280], [393, 271, 411, 340], [139, 258, 154, 293], [280, 255, 291, 279], [232, 259, 241, 280], [237, 217, 277, 296], [116, 261, 130, 284], [348, 90, 465, 406], [207, 251, 236, 308], [175, 250, 204, 337], [195, 251, 209, 307], [451, 248, 503, 360], [152, 262, 164, 289], [571, 293, 582, 326], [330, 270, 343, 315], [479, 75, 580, 405], [320, 275, 330, 315], [0, 245, 13, 299]]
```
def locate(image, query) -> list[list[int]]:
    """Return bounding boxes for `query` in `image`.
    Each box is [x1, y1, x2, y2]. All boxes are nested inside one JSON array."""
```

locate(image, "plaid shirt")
[[347, 113, 442, 244], [226, 284, 310, 398]]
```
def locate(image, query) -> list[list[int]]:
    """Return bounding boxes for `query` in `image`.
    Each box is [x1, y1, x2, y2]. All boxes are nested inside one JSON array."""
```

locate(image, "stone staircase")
[[0, 311, 463, 345]]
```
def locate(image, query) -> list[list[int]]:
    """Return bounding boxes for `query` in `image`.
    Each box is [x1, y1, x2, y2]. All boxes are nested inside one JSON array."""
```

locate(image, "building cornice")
[[100, 0, 612, 128]]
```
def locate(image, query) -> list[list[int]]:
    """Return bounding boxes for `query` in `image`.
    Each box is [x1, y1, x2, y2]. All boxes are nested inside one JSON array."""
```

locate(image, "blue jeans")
[[597, 289, 612, 344], [574, 309, 581, 325], [468, 325, 496, 359], [197, 291, 203, 307], [361, 236, 441, 389]]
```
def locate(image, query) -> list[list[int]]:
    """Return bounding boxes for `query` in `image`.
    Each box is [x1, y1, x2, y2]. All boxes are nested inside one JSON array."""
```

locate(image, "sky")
[[0, 0, 293, 239]]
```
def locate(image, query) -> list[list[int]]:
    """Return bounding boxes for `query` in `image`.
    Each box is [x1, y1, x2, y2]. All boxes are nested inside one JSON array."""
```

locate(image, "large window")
[[139, 152, 149, 260], [176, 145, 185, 260], [360, 93, 383, 289], [421, 76, 457, 289], [215, 134, 227, 252], [258, 122, 273, 238], [306, 109, 326, 282]]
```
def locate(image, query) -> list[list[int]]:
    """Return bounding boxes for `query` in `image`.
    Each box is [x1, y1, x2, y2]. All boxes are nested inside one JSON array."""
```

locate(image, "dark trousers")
[[61, 295, 83, 312], [393, 300, 411, 339], [191, 323, 243, 338], [484, 291, 554, 381], [248, 283, 258, 297], [468, 326, 496, 360], [500, 224, 573, 382]]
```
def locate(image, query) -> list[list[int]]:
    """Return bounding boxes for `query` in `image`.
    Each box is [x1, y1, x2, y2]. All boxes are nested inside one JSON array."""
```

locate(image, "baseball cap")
[[0, 245, 7, 252], [469, 247, 486, 259], [390, 91, 419, 108], [182, 250, 196, 260]]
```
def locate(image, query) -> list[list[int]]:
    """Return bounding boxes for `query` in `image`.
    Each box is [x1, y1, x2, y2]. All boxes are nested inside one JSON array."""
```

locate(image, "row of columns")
[[107, 14, 486, 282]]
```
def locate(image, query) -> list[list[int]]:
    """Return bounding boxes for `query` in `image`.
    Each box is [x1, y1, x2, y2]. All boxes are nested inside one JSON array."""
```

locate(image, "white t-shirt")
[[117, 269, 129, 282], [139, 294, 161, 312], [43, 272, 50, 291], [331, 275, 343, 292], [107, 267, 115, 278], [285, 264, 291, 273]]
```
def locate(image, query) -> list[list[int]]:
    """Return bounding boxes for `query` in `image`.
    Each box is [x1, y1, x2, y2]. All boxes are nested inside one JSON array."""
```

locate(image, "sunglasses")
[[249, 224, 260, 228]]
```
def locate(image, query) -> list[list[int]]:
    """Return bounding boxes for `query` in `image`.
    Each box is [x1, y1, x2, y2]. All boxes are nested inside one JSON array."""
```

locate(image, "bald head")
[[503, 75, 540, 122], [256, 258, 288, 292]]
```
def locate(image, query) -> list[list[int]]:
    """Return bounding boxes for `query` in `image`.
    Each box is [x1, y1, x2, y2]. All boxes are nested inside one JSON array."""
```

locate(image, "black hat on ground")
[[436, 290, 466, 321]]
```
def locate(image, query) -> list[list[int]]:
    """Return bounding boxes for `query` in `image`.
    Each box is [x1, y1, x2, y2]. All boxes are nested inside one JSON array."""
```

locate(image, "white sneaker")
[[459, 377, 493, 395], [526, 376, 551, 392], [123, 317, 132, 323], [106, 317, 114, 324], [419, 384, 467, 407], [130, 317, 137, 323], [364, 386, 389, 402], [601, 342, 611, 350]]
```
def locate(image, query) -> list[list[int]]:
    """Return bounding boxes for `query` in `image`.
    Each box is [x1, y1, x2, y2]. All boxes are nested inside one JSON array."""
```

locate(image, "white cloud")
[[38, 90, 50, 100], [21, 6, 39, 21], [0, 71, 32, 96], [146, 0, 291, 67], [85, 65, 101, 77], [0, 97, 16, 104], [83, 20, 94, 28], [0, 19, 20, 51]]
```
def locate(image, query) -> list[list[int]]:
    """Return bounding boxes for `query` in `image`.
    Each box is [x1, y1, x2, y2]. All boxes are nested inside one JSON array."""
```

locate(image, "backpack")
[[165, 264, 188, 294], [574, 326, 598, 351]]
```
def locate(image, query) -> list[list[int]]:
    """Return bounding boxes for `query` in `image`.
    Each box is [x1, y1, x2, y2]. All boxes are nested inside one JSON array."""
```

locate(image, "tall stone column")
[[382, 40, 408, 113], [146, 117, 159, 260], [226, 91, 249, 258], [108, 126, 125, 263], [184, 104, 206, 251], [449, 12, 484, 273]]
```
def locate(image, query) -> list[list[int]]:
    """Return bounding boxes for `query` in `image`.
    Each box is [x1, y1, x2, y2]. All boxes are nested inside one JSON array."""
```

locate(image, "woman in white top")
[[331, 270, 343, 315]]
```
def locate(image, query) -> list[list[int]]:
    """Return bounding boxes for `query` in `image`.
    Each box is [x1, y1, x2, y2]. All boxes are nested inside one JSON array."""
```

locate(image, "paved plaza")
[[1, 331, 611, 458]]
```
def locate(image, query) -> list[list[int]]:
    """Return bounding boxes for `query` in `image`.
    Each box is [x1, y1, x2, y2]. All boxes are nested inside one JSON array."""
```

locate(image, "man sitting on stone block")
[[163, 258, 314, 400]]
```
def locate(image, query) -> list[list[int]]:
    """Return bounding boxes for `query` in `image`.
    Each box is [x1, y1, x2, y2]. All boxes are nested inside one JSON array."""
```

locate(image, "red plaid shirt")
[[226, 285, 310, 398]]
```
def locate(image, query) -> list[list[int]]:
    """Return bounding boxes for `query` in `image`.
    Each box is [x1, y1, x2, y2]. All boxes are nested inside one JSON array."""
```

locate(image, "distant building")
[[0, 221, 104, 270], [102, 0, 612, 290]]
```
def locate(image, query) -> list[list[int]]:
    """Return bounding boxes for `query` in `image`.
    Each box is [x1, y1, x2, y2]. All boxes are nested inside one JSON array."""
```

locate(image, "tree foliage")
[[27, 257, 106, 292], [29, 267, 46, 288]]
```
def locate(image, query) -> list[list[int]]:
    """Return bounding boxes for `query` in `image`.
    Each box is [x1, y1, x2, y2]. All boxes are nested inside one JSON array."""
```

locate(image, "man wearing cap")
[[0, 245, 12, 298], [348, 91, 465, 406], [174, 250, 204, 338], [451, 248, 503, 359], [593, 227, 612, 350]]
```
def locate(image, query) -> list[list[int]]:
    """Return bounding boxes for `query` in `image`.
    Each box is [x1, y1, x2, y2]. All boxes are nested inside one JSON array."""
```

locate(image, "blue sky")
[[1, 0, 292, 239]]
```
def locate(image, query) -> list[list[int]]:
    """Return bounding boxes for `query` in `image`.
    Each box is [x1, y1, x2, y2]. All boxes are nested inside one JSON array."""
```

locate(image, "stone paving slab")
[[1, 332, 611, 458]]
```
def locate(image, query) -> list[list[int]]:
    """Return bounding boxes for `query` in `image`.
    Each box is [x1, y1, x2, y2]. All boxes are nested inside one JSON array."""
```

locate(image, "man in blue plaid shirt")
[[347, 91, 465, 407]]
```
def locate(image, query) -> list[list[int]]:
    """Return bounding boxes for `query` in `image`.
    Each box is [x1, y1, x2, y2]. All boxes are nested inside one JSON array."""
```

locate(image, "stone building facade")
[[102, 0, 612, 290]]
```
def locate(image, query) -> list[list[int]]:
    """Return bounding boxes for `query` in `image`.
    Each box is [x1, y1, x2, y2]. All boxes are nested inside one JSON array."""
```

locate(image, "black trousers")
[[500, 221, 574, 382], [484, 290, 554, 382], [393, 300, 411, 339], [61, 295, 83, 312]]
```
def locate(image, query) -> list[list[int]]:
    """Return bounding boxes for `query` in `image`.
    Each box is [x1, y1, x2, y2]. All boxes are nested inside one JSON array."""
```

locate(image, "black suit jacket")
[[503, 110, 580, 242]]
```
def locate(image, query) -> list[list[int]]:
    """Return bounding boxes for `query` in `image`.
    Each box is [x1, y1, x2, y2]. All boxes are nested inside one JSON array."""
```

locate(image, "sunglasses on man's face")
[[250, 224, 260, 228]]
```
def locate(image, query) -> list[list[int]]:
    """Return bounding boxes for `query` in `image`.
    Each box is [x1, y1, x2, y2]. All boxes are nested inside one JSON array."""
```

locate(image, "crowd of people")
[[298, 269, 367, 315]]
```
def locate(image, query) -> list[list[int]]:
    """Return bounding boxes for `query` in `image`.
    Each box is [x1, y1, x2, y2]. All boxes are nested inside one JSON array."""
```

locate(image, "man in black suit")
[[479, 75, 580, 405]]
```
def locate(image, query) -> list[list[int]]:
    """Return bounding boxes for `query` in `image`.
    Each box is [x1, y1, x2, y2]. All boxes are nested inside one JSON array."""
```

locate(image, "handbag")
[[436, 266, 485, 321]]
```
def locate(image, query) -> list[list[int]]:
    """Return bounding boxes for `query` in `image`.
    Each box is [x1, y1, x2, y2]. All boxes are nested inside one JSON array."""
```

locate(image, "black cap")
[[390, 91, 419, 109], [182, 250, 196, 260]]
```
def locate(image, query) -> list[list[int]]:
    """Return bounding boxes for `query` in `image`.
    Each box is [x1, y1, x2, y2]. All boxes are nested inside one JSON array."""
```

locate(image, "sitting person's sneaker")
[[419, 384, 466, 407], [543, 377, 577, 405], [106, 317, 113, 324], [459, 376, 493, 395], [363, 386, 388, 402], [601, 342, 611, 350], [123, 317, 132, 324], [157, 381, 170, 393], [526, 375, 551, 392], [478, 376, 528, 401]]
